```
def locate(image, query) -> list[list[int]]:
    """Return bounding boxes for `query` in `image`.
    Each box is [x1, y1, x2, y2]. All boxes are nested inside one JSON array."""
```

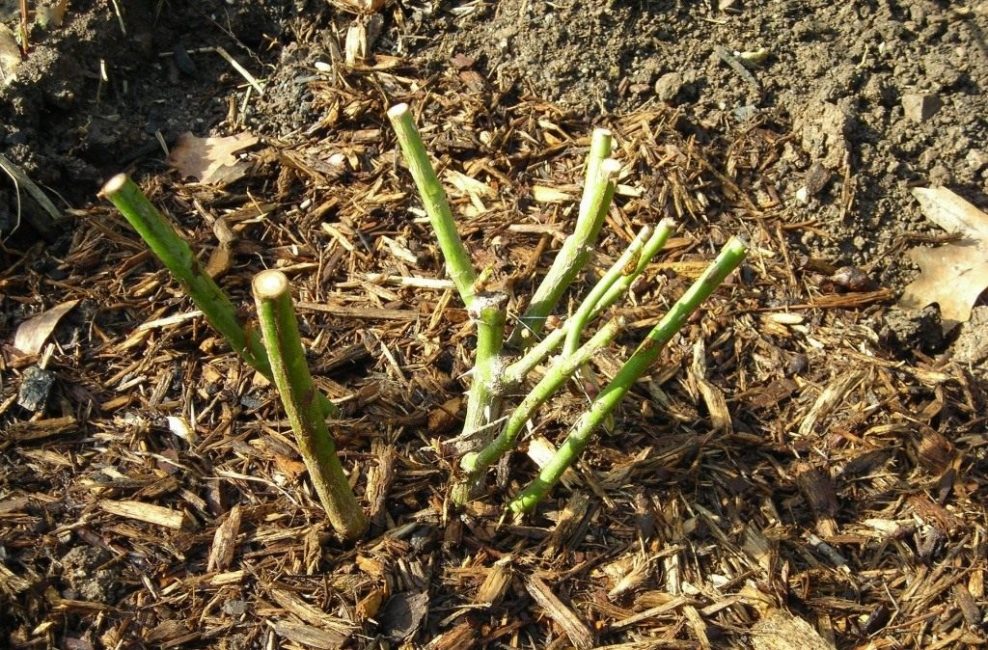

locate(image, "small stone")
[[795, 186, 810, 205], [832, 265, 874, 291], [223, 600, 249, 616], [804, 162, 833, 196], [734, 104, 757, 122], [953, 306, 988, 366], [929, 164, 953, 186], [654, 72, 683, 102], [965, 149, 987, 172], [902, 93, 941, 123], [17, 365, 55, 412], [909, 4, 927, 26], [785, 353, 809, 376]]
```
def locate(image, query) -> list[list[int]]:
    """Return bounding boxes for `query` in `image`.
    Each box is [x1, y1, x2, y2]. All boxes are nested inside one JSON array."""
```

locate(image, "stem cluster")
[[104, 102, 748, 531], [388, 106, 748, 512]]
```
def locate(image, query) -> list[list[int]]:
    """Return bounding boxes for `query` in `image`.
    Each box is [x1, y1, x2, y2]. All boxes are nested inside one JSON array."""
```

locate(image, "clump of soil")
[[59, 546, 119, 603]]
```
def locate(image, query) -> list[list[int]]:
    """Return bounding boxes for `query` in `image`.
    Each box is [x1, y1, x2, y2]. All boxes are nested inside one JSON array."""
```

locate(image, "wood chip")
[[272, 621, 347, 650], [751, 609, 835, 650], [296, 301, 419, 320], [98, 499, 188, 530], [525, 575, 594, 650]]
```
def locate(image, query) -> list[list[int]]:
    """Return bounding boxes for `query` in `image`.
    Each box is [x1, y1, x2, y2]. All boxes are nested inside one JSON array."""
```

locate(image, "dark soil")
[[424, 0, 988, 274], [1, 0, 986, 648]]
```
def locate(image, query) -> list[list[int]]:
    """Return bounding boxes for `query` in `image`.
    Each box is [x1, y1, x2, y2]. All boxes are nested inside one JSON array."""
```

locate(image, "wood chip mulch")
[[1, 56, 986, 650]]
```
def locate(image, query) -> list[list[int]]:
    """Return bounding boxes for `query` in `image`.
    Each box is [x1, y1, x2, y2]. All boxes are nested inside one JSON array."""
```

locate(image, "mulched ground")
[[1, 2, 987, 649]]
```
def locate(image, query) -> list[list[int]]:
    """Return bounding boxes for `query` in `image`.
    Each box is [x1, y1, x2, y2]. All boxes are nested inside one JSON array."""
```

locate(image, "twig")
[[509, 237, 748, 513], [0, 153, 64, 240], [18, 0, 28, 53], [460, 317, 623, 487], [714, 45, 761, 91], [504, 220, 675, 383], [511, 149, 621, 347], [214, 46, 265, 96], [563, 225, 652, 357]]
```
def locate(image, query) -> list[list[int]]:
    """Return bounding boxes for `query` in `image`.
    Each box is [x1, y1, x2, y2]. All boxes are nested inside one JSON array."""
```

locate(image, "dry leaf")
[[912, 186, 988, 239], [204, 245, 233, 278], [0, 24, 21, 86], [273, 454, 307, 481], [900, 187, 988, 329], [427, 396, 462, 434], [379, 591, 429, 641], [207, 505, 241, 571], [167, 132, 259, 185], [13, 300, 79, 355], [205, 217, 237, 278]]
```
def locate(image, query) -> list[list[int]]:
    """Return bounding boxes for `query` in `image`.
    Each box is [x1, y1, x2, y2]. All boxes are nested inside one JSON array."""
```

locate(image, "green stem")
[[388, 103, 478, 309], [253, 270, 368, 541], [103, 174, 270, 376], [452, 293, 508, 505], [593, 219, 676, 318], [562, 226, 651, 358], [102, 174, 338, 420], [461, 317, 623, 480], [508, 237, 748, 514], [504, 220, 676, 384], [462, 292, 508, 437], [511, 154, 621, 347]]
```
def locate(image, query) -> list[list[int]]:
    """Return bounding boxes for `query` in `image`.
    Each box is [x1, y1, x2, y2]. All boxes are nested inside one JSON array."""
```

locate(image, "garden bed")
[[1, 1, 986, 648]]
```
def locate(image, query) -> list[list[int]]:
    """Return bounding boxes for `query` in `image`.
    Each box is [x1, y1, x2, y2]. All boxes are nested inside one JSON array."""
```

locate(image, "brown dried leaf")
[[428, 396, 462, 434], [167, 132, 258, 185], [204, 244, 233, 279], [207, 504, 241, 571], [900, 187, 988, 328], [272, 454, 307, 482], [13, 300, 79, 355], [900, 243, 988, 328], [0, 25, 21, 85], [379, 591, 429, 641]]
